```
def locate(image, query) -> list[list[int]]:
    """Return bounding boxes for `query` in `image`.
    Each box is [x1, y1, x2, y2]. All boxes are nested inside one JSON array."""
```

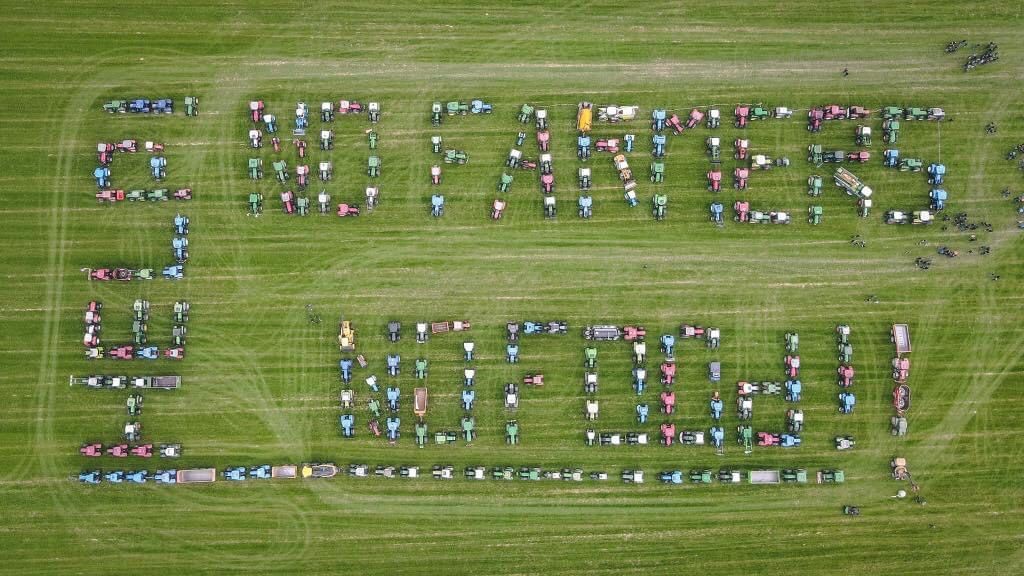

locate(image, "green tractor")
[[126, 394, 143, 416], [807, 144, 823, 164], [434, 430, 457, 445], [506, 420, 519, 445], [367, 398, 381, 418], [838, 343, 853, 363], [498, 173, 513, 192], [492, 466, 515, 480], [518, 103, 535, 123], [584, 347, 597, 369], [367, 130, 378, 150], [650, 162, 665, 183], [900, 158, 923, 172], [785, 332, 799, 353], [415, 422, 428, 448], [751, 106, 771, 120], [904, 107, 928, 121], [883, 119, 900, 144], [444, 149, 468, 164], [808, 205, 823, 225], [689, 469, 713, 484], [185, 96, 199, 117], [248, 192, 263, 216], [446, 101, 469, 116], [652, 194, 667, 220], [737, 425, 753, 454], [103, 100, 127, 113], [808, 175, 823, 196], [817, 469, 845, 484], [462, 417, 475, 441], [518, 467, 541, 481], [296, 195, 309, 216], [431, 102, 443, 126], [248, 158, 263, 180], [367, 156, 381, 177], [782, 468, 808, 483], [882, 106, 903, 120], [272, 160, 289, 183]]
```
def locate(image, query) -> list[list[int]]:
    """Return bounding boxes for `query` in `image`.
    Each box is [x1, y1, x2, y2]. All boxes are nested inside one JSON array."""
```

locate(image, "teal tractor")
[[185, 96, 198, 117], [650, 162, 664, 183], [367, 156, 380, 177], [462, 417, 475, 441], [506, 420, 519, 444], [415, 422, 428, 447], [415, 358, 427, 379], [808, 144, 823, 164], [737, 425, 753, 454]]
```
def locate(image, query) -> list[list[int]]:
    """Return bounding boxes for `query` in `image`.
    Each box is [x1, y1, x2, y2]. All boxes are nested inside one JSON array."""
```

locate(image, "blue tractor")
[[129, 99, 151, 113], [105, 470, 126, 483], [223, 467, 247, 481], [162, 264, 183, 279], [781, 434, 801, 448], [632, 367, 646, 395], [136, 346, 159, 360], [172, 236, 188, 263], [624, 133, 635, 153], [652, 109, 666, 131], [154, 470, 176, 484], [150, 156, 167, 180], [462, 389, 475, 410], [839, 392, 856, 414], [470, 99, 493, 114], [152, 99, 173, 114], [652, 134, 666, 158], [710, 426, 725, 452], [636, 403, 649, 424], [660, 470, 684, 484], [883, 148, 900, 168], [710, 202, 724, 226], [126, 470, 147, 484], [504, 342, 520, 363], [577, 135, 591, 160], [929, 188, 947, 211], [79, 470, 101, 484], [578, 194, 593, 219], [250, 465, 271, 480], [386, 387, 400, 411], [174, 214, 189, 235], [431, 194, 444, 217], [263, 113, 277, 133], [660, 334, 675, 357], [339, 359, 353, 383], [785, 379, 802, 402], [386, 417, 401, 443], [340, 414, 354, 437], [710, 394, 723, 420], [386, 354, 400, 377], [927, 163, 946, 185], [94, 166, 111, 188]]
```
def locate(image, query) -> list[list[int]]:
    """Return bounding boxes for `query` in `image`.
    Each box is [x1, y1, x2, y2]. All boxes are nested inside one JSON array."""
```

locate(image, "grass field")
[[1, 1, 1023, 573]]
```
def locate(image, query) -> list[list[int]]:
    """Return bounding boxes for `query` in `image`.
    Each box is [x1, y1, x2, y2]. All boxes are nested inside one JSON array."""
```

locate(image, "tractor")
[[710, 202, 724, 226], [584, 347, 597, 368], [536, 130, 550, 151], [808, 205, 823, 225], [506, 420, 519, 445], [786, 409, 804, 433], [543, 194, 556, 218], [94, 166, 111, 188], [710, 392, 723, 420], [750, 106, 770, 121], [839, 392, 856, 414], [733, 201, 749, 223], [652, 108, 666, 131], [882, 106, 904, 119], [808, 175, 823, 196], [652, 134, 666, 157], [665, 113, 683, 133], [900, 158, 923, 172], [734, 106, 749, 128], [632, 367, 646, 395], [927, 163, 946, 185], [430, 165, 442, 186], [929, 188, 947, 211], [782, 469, 807, 483], [367, 156, 380, 176], [883, 119, 900, 144], [660, 361, 676, 385], [504, 383, 519, 410], [660, 391, 675, 414], [103, 100, 127, 113], [386, 387, 400, 412], [519, 103, 535, 124], [272, 160, 288, 183], [734, 138, 749, 160], [785, 379, 802, 402], [706, 137, 721, 160], [823, 105, 847, 120], [660, 470, 683, 484], [535, 108, 547, 130], [444, 149, 468, 164], [835, 436, 855, 451], [652, 194, 667, 220], [883, 148, 900, 168], [660, 423, 676, 447], [707, 166, 722, 192], [577, 135, 591, 160], [317, 190, 331, 214], [737, 425, 753, 453], [837, 365, 854, 387], [856, 125, 872, 146], [262, 113, 277, 133], [470, 99, 492, 114], [785, 332, 799, 353], [431, 102, 443, 126], [386, 417, 401, 444], [807, 107, 823, 132], [414, 358, 427, 379], [446, 101, 468, 116], [733, 167, 748, 190], [707, 108, 721, 128], [149, 156, 167, 181], [808, 144, 823, 164]]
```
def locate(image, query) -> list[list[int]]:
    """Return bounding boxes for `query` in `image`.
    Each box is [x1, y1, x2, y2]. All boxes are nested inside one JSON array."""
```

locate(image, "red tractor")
[[734, 139, 749, 160], [684, 108, 704, 130], [666, 113, 684, 134], [97, 143, 115, 165], [707, 167, 722, 192], [837, 365, 854, 387], [847, 151, 870, 163], [734, 201, 750, 222], [733, 168, 749, 190], [892, 357, 910, 383], [108, 345, 134, 360], [660, 391, 676, 414], [660, 422, 676, 446], [823, 104, 847, 120], [660, 362, 676, 385], [130, 444, 153, 458], [624, 326, 646, 341], [734, 106, 750, 128], [848, 106, 870, 119], [807, 108, 823, 132], [536, 130, 550, 151], [491, 198, 506, 220]]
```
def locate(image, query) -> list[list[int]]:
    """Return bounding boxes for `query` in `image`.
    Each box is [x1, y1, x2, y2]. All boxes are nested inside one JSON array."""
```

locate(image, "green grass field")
[[2, 1, 1023, 573]]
